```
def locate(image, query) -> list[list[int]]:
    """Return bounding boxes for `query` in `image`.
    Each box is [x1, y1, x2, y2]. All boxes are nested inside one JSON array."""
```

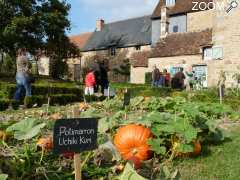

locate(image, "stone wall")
[[187, 10, 214, 32], [38, 56, 50, 76], [130, 66, 149, 84], [67, 45, 151, 82], [211, 0, 240, 87]]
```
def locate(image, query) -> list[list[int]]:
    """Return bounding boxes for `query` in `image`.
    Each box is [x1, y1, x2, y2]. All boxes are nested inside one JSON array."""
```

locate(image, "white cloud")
[[79, 0, 159, 22]]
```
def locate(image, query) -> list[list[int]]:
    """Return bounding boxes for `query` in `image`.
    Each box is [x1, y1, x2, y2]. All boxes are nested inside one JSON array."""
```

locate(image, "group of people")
[[152, 65, 186, 90], [152, 65, 171, 87], [84, 61, 109, 95]]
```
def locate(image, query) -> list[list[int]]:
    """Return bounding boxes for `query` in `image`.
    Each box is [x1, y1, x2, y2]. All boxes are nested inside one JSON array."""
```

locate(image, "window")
[[166, 0, 175, 6], [212, 47, 223, 60], [173, 25, 179, 33], [109, 47, 116, 56], [203, 46, 223, 60], [135, 46, 141, 51], [203, 47, 212, 60]]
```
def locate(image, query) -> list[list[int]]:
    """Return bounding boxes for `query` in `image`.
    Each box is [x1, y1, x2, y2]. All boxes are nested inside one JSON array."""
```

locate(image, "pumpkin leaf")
[[183, 127, 198, 143], [178, 144, 194, 153], [6, 118, 46, 140], [118, 163, 146, 180], [148, 139, 166, 155], [98, 117, 110, 134], [0, 174, 8, 180], [99, 141, 121, 161]]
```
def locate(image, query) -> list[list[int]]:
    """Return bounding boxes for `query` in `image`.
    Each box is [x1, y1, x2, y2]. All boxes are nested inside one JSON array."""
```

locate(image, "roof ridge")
[[106, 15, 151, 25], [69, 32, 93, 38]]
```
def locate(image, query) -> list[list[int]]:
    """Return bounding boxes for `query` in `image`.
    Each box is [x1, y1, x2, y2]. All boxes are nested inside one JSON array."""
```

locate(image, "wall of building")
[[211, 0, 240, 87], [169, 15, 187, 33], [130, 66, 148, 84], [187, 10, 214, 32], [38, 56, 50, 76], [149, 55, 203, 72], [67, 45, 151, 81]]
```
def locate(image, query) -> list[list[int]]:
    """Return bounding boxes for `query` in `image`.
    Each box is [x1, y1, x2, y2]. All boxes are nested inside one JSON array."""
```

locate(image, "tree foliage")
[[0, 0, 80, 77]]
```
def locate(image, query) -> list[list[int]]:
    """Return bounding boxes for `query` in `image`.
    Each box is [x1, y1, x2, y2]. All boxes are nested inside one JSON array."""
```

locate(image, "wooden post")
[[73, 106, 81, 180], [108, 87, 110, 100]]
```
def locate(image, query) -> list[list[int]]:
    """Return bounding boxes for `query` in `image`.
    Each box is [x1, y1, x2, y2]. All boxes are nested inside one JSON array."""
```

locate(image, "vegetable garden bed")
[[0, 94, 239, 179]]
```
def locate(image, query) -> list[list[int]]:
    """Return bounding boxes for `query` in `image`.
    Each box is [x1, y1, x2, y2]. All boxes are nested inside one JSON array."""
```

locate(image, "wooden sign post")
[[123, 89, 130, 119], [53, 107, 98, 180]]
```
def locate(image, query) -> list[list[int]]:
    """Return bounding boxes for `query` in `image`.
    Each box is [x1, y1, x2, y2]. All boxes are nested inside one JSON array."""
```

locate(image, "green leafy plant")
[[6, 118, 46, 140]]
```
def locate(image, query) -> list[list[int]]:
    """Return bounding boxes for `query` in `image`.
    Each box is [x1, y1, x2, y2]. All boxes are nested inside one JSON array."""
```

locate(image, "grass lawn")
[[175, 125, 240, 180]]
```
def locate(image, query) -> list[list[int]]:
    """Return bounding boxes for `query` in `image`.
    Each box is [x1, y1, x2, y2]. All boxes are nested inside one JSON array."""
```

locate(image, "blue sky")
[[67, 0, 159, 36]]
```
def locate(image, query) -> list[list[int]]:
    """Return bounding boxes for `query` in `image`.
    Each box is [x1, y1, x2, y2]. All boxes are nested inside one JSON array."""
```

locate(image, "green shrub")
[[145, 72, 152, 84], [10, 100, 20, 110], [50, 94, 82, 105], [24, 96, 46, 108], [84, 95, 106, 102], [0, 99, 10, 111], [4, 84, 83, 99]]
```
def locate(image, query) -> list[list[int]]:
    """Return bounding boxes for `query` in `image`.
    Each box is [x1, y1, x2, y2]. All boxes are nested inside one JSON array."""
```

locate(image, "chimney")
[[160, 6, 169, 38], [96, 19, 104, 31]]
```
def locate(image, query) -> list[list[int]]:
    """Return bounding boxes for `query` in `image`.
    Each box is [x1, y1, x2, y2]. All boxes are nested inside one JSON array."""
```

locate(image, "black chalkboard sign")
[[53, 118, 98, 154], [123, 89, 130, 107]]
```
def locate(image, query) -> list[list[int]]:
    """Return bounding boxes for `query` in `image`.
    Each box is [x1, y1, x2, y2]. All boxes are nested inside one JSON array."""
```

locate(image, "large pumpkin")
[[114, 124, 153, 161]]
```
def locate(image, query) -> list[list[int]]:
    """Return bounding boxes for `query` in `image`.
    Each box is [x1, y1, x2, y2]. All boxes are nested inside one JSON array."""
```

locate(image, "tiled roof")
[[152, 0, 213, 19], [151, 29, 212, 58], [69, 32, 93, 49], [82, 16, 152, 51], [130, 51, 151, 67]]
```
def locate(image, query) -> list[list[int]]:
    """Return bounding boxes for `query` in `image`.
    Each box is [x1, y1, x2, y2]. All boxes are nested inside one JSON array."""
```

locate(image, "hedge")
[[145, 72, 152, 85], [24, 94, 83, 108], [0, 99, 10, 111], [0, 83, 83, 99]]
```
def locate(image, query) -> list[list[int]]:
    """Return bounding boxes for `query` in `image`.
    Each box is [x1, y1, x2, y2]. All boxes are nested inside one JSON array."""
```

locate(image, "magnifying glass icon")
[[226, 0, 238, 13]]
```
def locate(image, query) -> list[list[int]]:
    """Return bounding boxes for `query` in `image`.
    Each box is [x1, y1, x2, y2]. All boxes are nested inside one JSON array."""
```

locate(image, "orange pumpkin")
[[191, 140, 201, 156], [144, 97, 151, 101], [79, 102, 89, 111], [37, 136, 53, 151], [114, 124, 153, 161], [0, 130, 7, 141], [49, 113, 63, 120]]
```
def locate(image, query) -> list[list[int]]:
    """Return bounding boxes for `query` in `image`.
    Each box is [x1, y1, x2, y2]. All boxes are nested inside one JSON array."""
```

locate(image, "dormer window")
[[173, 25, 179, 33], [166, 0, 175, 7], [109, 47, 116, 56]]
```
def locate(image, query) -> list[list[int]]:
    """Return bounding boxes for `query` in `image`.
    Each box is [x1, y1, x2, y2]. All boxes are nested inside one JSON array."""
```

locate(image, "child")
[[85, 70, 96, 95]]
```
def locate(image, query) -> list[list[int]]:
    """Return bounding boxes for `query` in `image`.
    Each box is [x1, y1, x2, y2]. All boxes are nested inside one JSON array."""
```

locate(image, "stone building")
[[66, 16, 152, 82], [131, 0, 240, 87], [68, 32, 93, 81]]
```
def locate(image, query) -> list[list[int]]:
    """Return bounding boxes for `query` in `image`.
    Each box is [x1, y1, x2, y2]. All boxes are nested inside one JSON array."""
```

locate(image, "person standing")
[[163, 69, 171, 87], [14, 50, 32, 101], [158, 71, 165, 87], [84, 70, 96, 95], [172, 68, 186, 90], [152, 65, 160, 87], [99, 62, 109, 94]]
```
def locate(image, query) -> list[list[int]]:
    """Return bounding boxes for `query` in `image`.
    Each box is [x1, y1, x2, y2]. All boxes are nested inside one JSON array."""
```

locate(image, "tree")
[[0, 0, 80, 78]]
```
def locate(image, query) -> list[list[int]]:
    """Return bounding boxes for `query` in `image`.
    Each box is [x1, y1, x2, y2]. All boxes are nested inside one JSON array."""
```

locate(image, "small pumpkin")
[[114, 124, 153, 162], [62, 152, 74, 159], [49, 113, 63, 120], [0, 130, 7, 141], [37, 136, 53, 151], [79, 102, 89, 111], [144, 97, 151, 101]]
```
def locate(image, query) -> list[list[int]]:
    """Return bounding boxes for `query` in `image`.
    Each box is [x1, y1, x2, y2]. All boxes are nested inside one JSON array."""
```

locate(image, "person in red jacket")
[[163, 69, 171, 87], [84, 70, 96, 95]]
